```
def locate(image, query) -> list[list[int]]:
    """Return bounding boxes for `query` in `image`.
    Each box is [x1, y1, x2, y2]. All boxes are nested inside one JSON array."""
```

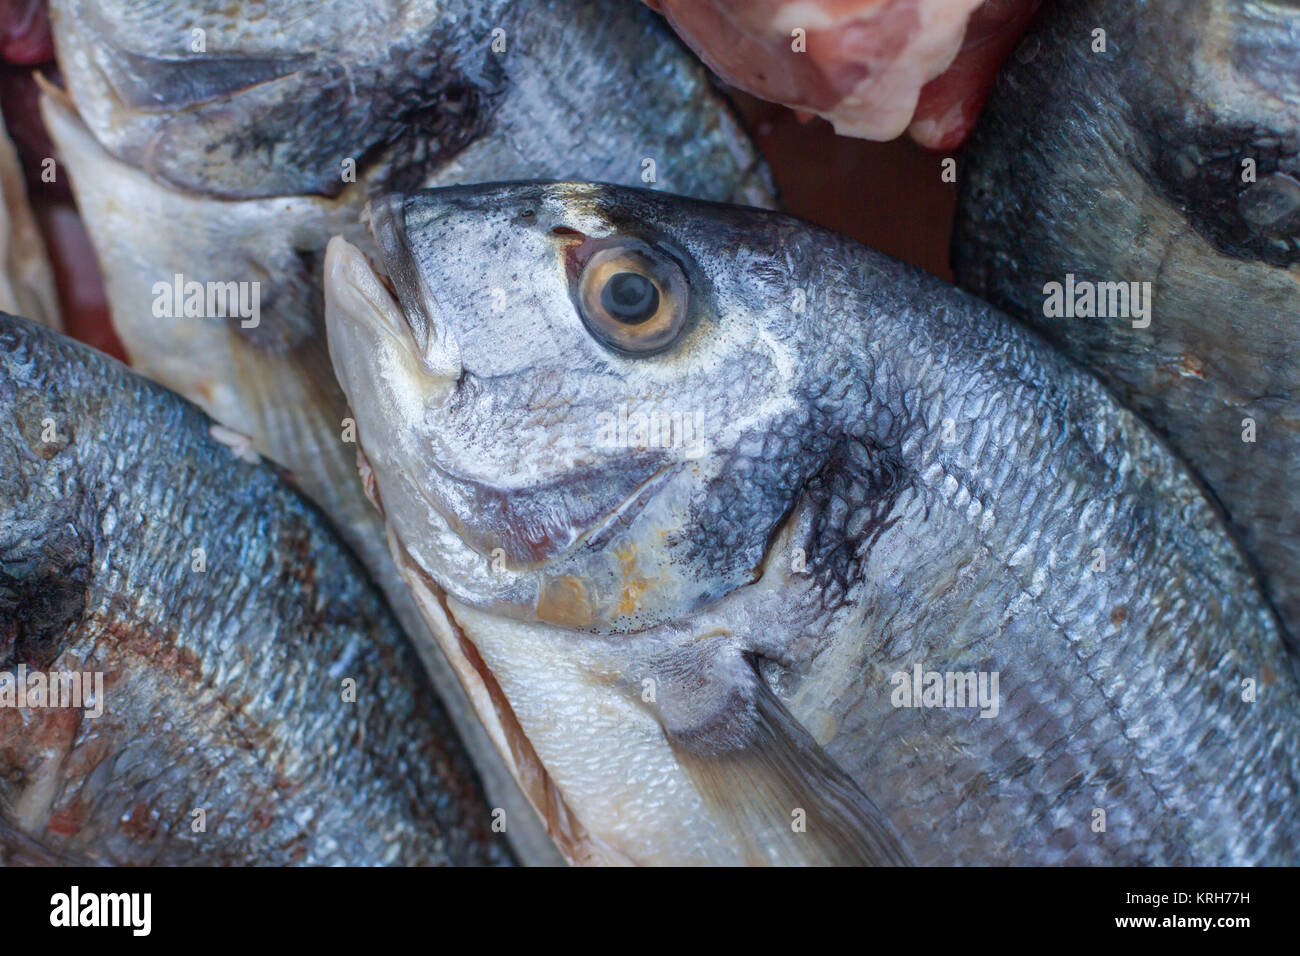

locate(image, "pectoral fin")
[[648, 644, 910, 866]]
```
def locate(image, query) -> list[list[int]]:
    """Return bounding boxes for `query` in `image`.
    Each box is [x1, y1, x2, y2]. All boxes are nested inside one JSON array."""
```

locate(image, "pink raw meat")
[[646, 0, 1040, 148], [0, 0, 51, 65]]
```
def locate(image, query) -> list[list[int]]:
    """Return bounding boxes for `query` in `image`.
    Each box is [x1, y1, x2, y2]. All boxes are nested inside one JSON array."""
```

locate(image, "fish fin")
[[663, 654, 911, 866], [106, 49, 313, 112]]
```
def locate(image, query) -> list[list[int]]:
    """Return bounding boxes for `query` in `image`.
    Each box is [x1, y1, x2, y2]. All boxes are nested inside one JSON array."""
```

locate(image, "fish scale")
[[44, 0, 774, 864], [0, 314, 509, 866], [326, 181, 1300, 865], [953, 0, 1300, 647]]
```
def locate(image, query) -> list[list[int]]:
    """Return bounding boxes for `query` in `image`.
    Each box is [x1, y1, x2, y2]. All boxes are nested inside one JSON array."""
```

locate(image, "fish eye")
[[1238, 172, 1300, 235], [601, 272, 659, 323], [577, 242, 689, 354]]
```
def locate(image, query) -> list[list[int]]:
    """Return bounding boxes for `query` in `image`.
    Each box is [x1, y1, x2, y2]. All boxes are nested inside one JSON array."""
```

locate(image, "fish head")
[[49, 0, 493, 198], [959, 0, 1300, 316], [326, 182, 821, 634], [1133, 0, 1300, 270]]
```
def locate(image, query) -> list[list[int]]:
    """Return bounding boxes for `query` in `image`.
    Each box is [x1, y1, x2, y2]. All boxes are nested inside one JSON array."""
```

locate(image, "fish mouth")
[[364, 195, 463, 380], [421, 456, 681, 571], [324, 236, 415, 352]]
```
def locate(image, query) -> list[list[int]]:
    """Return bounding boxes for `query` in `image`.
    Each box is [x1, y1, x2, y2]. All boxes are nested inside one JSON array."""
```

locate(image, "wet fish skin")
[[50, 0, 774, 203], [951, 0, 1300, 646], [0, 313, 510, 866], [50, 0, 493, 200], [44, 0, 774, 864], [326, 181, 1300, 866]]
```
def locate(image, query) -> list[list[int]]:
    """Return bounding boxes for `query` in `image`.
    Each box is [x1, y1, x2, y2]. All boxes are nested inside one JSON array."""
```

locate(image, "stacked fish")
[[1, 0, 1296, 866]]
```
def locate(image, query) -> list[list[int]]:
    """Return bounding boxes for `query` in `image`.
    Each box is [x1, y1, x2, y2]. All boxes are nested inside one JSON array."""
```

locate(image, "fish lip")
[[323, 236, 409, 342], [365, 195, 463, 380], [365, 195, 430, 350]]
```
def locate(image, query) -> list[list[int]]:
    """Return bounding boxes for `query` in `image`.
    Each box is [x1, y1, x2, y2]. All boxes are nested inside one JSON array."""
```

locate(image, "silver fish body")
[[952, 0, 1300, 646], [43, 0, 774, 862], [0, 313, 509, 866], [325, 181, 1300, 865]]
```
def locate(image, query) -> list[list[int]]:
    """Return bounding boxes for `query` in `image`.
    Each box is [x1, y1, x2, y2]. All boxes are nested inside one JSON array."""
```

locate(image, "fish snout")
[[322, 236, 461, 425], [359, 196, 463, 383]]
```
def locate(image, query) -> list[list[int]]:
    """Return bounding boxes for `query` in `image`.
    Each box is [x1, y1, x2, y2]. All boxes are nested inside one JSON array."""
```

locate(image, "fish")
[[0, 312, 510, 866], [41, 0, 775, 863], [324, 180, 1300, 865], [951, 0, 1300, 648]]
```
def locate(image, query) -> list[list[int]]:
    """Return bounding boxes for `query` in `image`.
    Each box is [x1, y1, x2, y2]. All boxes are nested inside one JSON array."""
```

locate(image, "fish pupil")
[[602, 272, 659, 324]]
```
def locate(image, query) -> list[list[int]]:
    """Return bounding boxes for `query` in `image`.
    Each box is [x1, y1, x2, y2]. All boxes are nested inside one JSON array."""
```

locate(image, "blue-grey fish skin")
[[951, 0, 1300, 647], [44, 1, 774, 864], [326, 182, 1300, 865], [50, 0, 774, 205], [0, 314, 510, 866]]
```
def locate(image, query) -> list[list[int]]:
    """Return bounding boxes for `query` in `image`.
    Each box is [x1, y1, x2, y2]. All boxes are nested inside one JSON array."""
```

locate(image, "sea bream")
[[40, 0, 774, 862], [0, 313, 508, 866], [325, 181, 1300, 865], [952, 0, 1300, 647]]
